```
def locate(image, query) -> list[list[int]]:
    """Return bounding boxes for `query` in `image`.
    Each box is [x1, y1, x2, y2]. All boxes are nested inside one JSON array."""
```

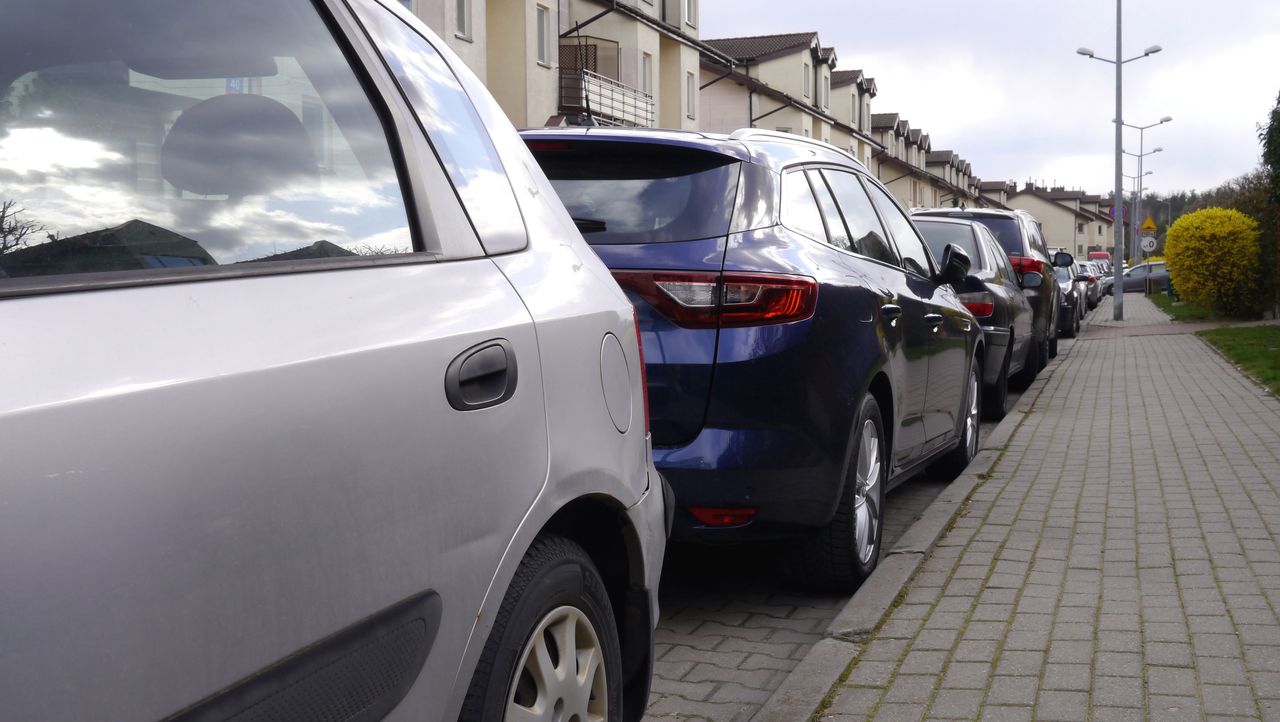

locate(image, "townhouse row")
[[397, 0, 1114, 257]]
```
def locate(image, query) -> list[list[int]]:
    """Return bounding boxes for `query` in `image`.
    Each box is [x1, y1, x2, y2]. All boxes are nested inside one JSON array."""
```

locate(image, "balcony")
[[558, 68, 655, 128]]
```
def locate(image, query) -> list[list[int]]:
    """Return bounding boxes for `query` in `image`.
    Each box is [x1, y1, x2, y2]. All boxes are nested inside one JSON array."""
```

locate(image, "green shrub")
[[1165, 207, 1263, 317]]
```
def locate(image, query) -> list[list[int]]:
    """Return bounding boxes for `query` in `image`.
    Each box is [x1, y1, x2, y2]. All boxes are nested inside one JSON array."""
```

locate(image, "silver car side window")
[[351, 0, 528, 255], [0, 0, 413, 284]]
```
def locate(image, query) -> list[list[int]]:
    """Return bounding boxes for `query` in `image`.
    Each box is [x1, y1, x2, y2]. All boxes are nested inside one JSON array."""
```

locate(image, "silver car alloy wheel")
[[964, 369, 979, 457], [854, 418, 882, 566], [507, 605, 607, 722]]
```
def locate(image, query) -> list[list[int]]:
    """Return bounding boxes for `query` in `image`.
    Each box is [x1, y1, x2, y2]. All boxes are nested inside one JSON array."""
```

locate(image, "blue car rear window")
[[530, 142, 739, 245]]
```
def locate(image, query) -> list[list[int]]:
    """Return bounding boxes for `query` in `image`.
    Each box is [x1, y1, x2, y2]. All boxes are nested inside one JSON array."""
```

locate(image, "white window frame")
[[685, 70, 696, 119], [802, 63, 810, 98], [536, 5, 550, 66], [455, 0, 472, 40], [822, 75, 829, 109], [684, 0, 697, 27], [642, 52, 653, 94]]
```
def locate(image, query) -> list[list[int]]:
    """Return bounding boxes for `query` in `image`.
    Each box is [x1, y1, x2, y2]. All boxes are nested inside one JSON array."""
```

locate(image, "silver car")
[[0, 1, 667, 720]]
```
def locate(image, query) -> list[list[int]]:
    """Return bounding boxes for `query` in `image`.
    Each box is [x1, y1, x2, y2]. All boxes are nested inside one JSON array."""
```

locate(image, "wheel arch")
[[540, 495, 652, 722]]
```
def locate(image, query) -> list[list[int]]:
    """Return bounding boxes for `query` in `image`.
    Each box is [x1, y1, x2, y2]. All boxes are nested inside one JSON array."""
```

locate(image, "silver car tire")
[[460, 536, 621, 722]]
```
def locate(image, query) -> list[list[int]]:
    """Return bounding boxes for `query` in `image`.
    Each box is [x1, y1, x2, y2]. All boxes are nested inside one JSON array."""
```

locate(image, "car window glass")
[[822, 169, 897, 266], [982, 230, 1013, 282], [0, 0, 413, 284], [806, 170, 851, 252], [1130, 265, 1148, 278], [779, 170, 827, 243], [864, 181, 933, 277], [915, 221, 981, 271], [532, 142, 738, 245], [352, 1, 526, 253]]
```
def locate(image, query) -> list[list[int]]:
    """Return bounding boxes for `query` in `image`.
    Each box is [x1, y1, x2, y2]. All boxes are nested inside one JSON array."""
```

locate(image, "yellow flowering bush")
[[1165, 208, 1262, 317]]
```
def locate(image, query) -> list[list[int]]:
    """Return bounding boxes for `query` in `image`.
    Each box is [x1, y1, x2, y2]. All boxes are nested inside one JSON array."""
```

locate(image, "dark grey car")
[[0, 2, 667, 720], [1122, 261, 1170, 292], [915, 217, 1034, 419], [913, 207, 1062, 372]]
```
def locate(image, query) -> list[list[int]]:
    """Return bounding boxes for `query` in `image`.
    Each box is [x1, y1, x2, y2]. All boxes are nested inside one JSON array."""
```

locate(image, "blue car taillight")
[[611, 270, 817, 329]]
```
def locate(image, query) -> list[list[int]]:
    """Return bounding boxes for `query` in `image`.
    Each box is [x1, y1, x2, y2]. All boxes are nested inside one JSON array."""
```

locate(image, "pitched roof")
[[927, 150, 955, 165], [818, 46, 837, 66], [870, 113, 902, 133], [703, 32, 817, 62], [831, 69, 863, 87]]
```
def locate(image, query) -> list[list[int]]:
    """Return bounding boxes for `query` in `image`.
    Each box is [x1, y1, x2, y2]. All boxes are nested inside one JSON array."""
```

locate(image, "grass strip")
[[1196, 325, 1280, 395]]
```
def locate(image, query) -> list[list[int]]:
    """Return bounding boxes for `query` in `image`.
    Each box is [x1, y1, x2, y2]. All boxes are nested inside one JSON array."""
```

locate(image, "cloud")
[[702, 0, 1280, 195]]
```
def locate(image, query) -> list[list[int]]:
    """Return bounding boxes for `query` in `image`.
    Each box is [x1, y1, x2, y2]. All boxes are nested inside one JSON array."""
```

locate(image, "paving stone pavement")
[[644, 478, 951, 722], [820, 293, 1280, 721]]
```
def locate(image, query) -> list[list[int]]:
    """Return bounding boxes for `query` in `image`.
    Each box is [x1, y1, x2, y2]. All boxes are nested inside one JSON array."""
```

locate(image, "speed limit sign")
[[1140, 235, 1157, 253]]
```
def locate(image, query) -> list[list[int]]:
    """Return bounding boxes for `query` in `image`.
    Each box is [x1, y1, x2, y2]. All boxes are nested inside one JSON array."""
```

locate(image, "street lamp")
[[1123, 147, 1162, 246], [1124, 170, 1154, 257], [1121, 116, 1172, 258], [1078, 0, 1164, 321]]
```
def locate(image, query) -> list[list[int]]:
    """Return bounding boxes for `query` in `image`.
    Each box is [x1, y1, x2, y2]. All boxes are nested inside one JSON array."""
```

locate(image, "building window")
[[1098, 224, 1104, 235], [685, 71, 695, 119], [642, 52, 653, 94], [684, 0, 696, 27], [1076, 222, 1085, 234], [455, 0, 471, 38], [822, 75, 829, 109], [803, 63, 810, 98], [776, 127, 792, 134], [536, 5, 550, 65]]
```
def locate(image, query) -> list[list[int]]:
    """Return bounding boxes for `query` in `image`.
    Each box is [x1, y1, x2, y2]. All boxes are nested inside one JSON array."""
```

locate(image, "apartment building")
[[697, 32, 834, 142], [404, 0, 719, 129], [829, 69, 878, 166], [1006, 184, 1114, 256]]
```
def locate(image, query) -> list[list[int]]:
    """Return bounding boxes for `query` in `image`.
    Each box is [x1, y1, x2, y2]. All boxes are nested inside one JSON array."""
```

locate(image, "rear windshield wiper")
[[572, 217, 607, 234]]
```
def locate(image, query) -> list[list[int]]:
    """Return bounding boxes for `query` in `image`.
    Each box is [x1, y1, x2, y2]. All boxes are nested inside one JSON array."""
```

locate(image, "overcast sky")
[[702, 0, 1280, 196]]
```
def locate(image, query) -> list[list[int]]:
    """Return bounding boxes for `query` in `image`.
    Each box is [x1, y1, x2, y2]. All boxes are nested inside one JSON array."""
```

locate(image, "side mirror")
[[937, 244, 971, 286], [1053, 251, 1074, 268], [1021, 271, 1044, 289]]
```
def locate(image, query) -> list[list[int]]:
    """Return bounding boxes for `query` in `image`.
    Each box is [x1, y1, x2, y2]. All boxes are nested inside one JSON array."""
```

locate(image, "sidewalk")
[[814, 293, 1280, 721]]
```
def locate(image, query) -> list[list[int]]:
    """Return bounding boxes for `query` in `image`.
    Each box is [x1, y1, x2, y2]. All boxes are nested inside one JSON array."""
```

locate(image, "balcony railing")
[[559, 68, 654, 128]]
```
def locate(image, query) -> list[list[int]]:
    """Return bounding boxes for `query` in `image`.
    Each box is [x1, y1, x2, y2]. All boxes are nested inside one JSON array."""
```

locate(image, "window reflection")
[[0, 0, 411, 282]]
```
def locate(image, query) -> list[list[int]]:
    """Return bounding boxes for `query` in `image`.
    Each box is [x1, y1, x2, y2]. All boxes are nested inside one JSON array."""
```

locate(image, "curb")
[[750, 330, 1076, 722]]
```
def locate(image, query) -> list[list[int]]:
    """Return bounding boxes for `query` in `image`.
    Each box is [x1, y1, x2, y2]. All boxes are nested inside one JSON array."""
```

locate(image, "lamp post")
[[1123, 149, 1161, 251], [1078, 6, 1163, 321], [1124, 170, 1154, 259], [1122, 116, 1172, 255]]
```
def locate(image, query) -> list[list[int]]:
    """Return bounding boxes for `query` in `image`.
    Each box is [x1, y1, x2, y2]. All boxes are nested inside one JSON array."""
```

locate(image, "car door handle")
[[445, 339, 518, 411], [925, 313, 944, 328], [881, 304, 903, 321]]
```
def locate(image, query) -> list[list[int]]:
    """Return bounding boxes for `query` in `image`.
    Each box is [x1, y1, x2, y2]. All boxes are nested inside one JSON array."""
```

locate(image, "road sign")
[[1141, 235, 1157, 253], [1141, 216, 1157, 234]]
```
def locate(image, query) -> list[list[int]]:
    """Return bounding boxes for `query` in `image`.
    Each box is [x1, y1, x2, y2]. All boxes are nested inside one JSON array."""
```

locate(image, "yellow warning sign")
[[1141, 216, 1157, 234]]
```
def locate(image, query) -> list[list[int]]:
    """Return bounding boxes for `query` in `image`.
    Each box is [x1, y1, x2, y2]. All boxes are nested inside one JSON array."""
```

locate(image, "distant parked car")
[[525, 127, 984, 592], [1122, 261, 1170, 293], [1078, 261, 1103, 309], [1055, 266, 1084, 338], [914, 217, 1034, 419], [913, 208, 1066, 371], [0, 2, 669, 720]]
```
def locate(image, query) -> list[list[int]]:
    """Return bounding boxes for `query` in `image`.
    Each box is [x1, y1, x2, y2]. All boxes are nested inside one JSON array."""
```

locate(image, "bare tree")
[[0, 199, 44, 254]]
